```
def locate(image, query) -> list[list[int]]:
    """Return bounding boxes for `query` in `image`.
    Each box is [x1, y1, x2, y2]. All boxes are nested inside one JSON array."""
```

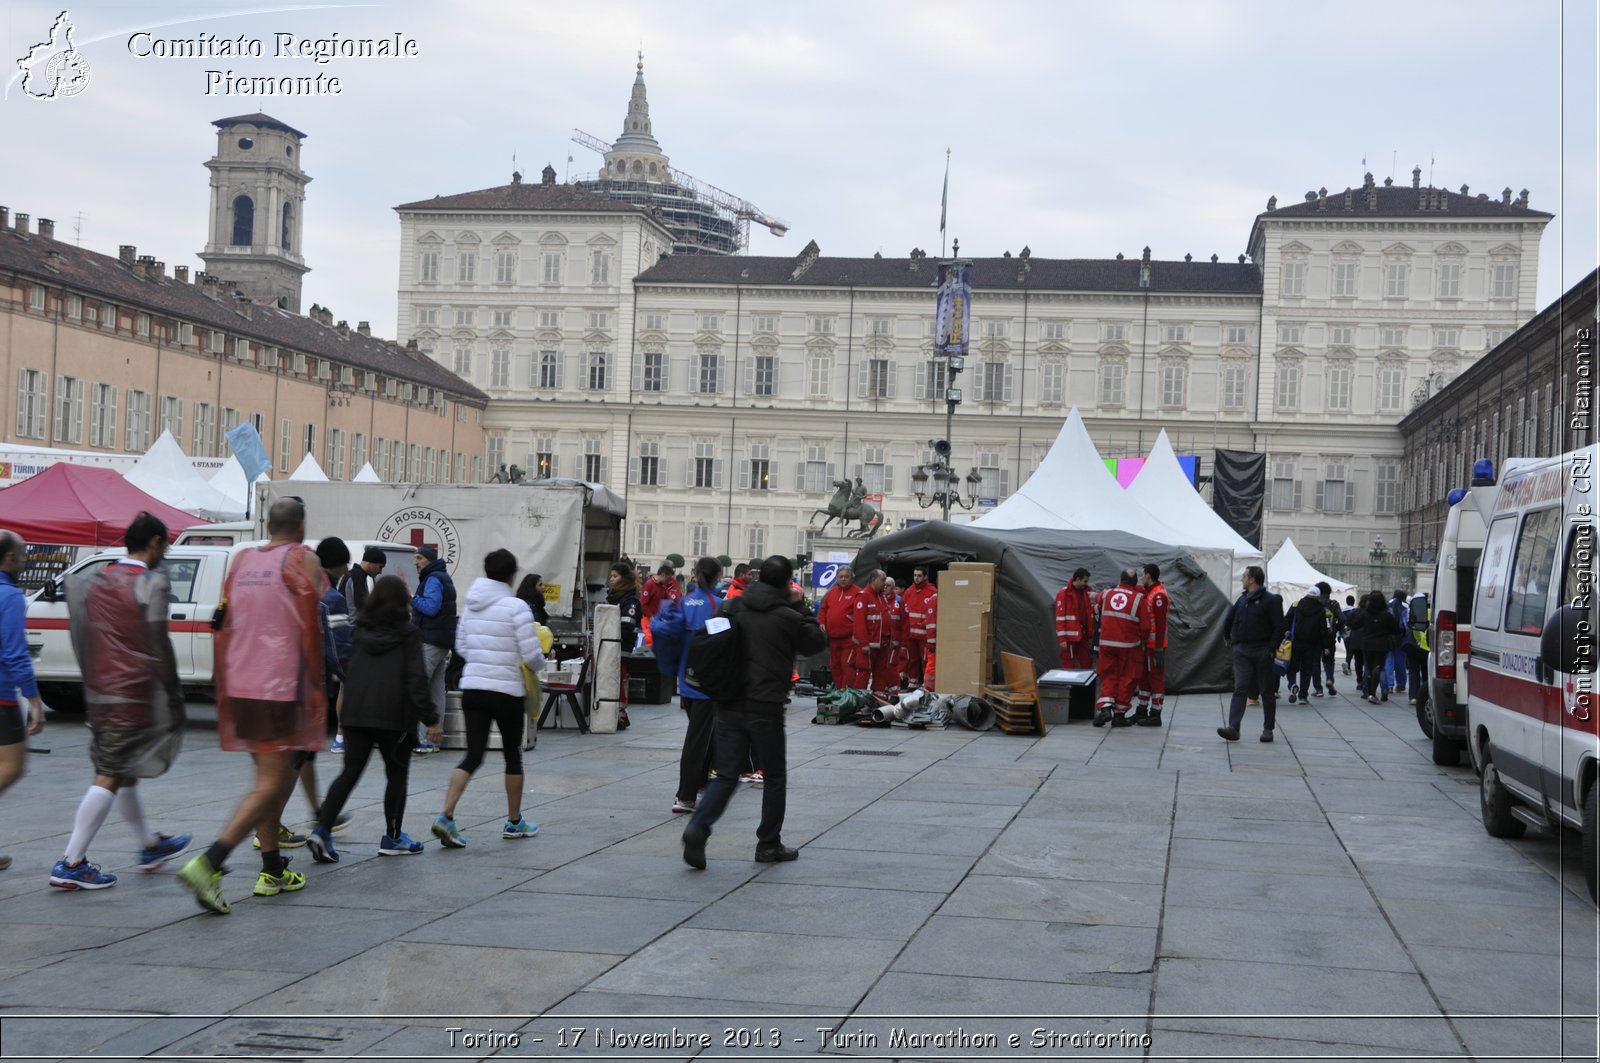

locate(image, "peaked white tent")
[[208, 454, 270, 512], [1267, 537, 1355, 604], [352, 463, 381, 483], [1127, 429, 1264, 589], [971, 408, 1236, 586], [289, 452, 330, 482], [123, 430, 246, 521]]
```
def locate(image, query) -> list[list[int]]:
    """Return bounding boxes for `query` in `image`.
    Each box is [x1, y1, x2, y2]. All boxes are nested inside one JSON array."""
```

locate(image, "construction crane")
[[571, 129, 788, 252]]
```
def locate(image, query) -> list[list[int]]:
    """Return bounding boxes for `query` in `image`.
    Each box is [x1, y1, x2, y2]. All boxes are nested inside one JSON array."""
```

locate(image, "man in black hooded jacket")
[[682, 556, 827, 869]]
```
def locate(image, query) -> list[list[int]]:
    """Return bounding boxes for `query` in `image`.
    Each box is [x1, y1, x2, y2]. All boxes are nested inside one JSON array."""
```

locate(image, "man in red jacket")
[[1131, 563, 1171, 728], [639, 563, 680, 647], [1093, 570, 1151, 728], [816, 565, 858, 689], [850, 570, 888, 691], [877, 577, 907, 695], [901, 566, 936, 690], [1054, 568, 1096, 669]]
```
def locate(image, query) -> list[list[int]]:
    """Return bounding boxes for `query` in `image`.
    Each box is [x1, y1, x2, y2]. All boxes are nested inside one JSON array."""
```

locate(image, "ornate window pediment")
[[539, 232, 568, 246], [587, 233, 617, 247], [1099, 344, 1130, 360], [1331, 241, 1363, 256], [417, 231, 444, 246], [1436, 242, 1468, 256], [491, 231, 520, 246], [1488, 243, 1520, 259], [488, 328, 515, 343], [1158, 344, 1190, 359], [1382, 242, 1415, 257], [1281, 240, 1313, 255], [1037, 341, 1068, 357], [1221, 346, 1251, 360], [454, 232, 481, 245]]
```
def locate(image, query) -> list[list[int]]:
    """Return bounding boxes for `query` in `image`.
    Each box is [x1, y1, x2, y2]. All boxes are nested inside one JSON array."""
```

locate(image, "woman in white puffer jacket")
[[431, 549, 545, 849]]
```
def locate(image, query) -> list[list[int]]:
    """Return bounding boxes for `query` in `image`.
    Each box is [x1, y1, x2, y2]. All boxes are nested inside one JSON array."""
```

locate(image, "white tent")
[[352, 462, 381, 483], [1127, 429, 1264, 589], [972, 408, 1237, 586], [123, 430, 246, 521], [1267, 537, 1355, 604], [289, 452, 330, 482], [208, 454, 271, 511]]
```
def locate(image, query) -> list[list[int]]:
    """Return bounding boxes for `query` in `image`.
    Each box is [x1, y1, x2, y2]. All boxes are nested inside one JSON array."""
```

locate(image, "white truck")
[[252, 479, 625, 621]]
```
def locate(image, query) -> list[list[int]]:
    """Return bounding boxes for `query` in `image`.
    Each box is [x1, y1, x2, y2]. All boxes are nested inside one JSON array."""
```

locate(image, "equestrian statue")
[[809, 478, 883, 538]]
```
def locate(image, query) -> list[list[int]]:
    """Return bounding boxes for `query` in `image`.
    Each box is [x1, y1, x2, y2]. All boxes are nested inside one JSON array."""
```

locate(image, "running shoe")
[[306, 826, 339, 864], [138, 832, 192, 872], [738, 771, 765, 785], [310, 809, 354, 834], [502, 817, 539, 839], [413, 739, 441, 756], [330, 734, 345, 753], [431, 814, 466, 848], [252, 863, 307, 897], [251, 826, 307, 850], [49, 858, 117, 890], [671, 798, 696, 814], [178, 854, 230, 914], [379, 832, 424, 855]]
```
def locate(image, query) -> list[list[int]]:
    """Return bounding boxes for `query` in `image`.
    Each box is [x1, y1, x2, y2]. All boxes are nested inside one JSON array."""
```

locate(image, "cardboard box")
[[934, 564, 995, 695]]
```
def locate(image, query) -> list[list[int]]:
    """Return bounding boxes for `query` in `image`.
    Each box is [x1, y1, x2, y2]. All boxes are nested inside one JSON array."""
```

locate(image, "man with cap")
[[411, 545, 457, 754], [339, 545, 388, 615]]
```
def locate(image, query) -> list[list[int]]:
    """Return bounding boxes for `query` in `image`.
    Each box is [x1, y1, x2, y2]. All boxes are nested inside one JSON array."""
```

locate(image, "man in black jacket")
[[683, 556, 827, 870], [1218, 564, 1286, 743]]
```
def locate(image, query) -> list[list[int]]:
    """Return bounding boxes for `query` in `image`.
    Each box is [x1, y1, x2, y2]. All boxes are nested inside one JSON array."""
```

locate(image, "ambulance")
[[1464, 444, 1597, 901]]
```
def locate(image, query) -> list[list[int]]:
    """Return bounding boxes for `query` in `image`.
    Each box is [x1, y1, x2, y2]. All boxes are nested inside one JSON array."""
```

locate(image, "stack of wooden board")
[[987, 651, 1046, 736]]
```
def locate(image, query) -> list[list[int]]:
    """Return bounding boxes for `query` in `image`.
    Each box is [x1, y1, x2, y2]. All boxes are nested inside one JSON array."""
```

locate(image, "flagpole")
[[940, 148, 950, 258]]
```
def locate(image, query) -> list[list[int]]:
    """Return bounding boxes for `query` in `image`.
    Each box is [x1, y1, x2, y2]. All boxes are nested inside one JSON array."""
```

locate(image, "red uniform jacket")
[[1054, 584, 1096, 647], [852, 589, 886, 649], [902, 581, 936, 640], [818, 582, 859, 640], [923, 591, 938, 647], [882, 593, 906, 645], [640, 577, 681, 619], [1096, 585, 1152, 650], [1142, 582, 1170, 651]]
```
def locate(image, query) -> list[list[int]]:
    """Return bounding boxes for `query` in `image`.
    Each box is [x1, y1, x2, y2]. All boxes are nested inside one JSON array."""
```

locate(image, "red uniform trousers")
[[1095, 645, 1141, 713], [828, 636, 852, 688], [873, 645, 903, 694], [905, 639, 928, 689], [1059, 640, 1093, 670], [847, 644, 880, 690], [1136, 656, 1165, 710]]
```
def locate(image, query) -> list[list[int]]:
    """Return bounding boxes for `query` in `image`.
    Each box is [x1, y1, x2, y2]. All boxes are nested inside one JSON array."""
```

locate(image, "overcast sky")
[[4, 0, 1595, 336]]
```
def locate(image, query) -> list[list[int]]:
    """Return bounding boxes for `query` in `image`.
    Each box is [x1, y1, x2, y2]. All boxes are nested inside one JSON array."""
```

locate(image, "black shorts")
[[0, 702, 25, 746]]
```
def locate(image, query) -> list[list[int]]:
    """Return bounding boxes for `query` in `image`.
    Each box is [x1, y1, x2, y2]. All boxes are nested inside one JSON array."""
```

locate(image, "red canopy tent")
[[0, 463, 209, 546]]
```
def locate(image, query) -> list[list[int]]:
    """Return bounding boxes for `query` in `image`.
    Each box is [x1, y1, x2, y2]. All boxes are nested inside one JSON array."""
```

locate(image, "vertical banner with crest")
[[934, 262, 972, 356]]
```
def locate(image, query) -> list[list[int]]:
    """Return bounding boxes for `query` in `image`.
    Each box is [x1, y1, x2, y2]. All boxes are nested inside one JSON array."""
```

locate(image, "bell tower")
[[199, 112, 311, 312]]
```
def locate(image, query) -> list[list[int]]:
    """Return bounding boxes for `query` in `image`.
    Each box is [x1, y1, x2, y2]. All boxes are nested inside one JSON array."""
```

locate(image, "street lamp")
[[911, 452, 981, 512], [1370, 536, 1387, 564]]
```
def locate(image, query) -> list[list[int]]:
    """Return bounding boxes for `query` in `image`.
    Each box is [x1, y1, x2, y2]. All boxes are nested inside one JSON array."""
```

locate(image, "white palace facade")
[[395, 70, 1551, 572]]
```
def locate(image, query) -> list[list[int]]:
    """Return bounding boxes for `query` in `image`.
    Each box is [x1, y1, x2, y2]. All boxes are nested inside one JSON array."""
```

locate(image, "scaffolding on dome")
[[571, 128, 787, 256]]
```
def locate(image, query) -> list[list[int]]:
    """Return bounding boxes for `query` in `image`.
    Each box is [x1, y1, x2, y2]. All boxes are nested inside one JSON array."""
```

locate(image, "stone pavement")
[[0, 684, 1595, 1062]]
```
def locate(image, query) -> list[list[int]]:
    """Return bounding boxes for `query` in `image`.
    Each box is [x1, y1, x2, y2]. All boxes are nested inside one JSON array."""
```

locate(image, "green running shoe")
[[178, 854, 230, 914]]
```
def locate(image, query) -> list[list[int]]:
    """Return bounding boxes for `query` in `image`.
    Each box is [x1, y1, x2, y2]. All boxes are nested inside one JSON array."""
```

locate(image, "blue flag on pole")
[[226, 422, 271, 486], [934, 262, 972, 356]]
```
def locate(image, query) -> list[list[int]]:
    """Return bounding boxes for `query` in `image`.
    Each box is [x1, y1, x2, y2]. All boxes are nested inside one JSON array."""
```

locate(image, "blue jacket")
[[320, 576, 353, 687], [0, 571, 40, 702], [673, 584, 722, 701], [1226, 587, 1286, 649], [411, 560, 457, 648]]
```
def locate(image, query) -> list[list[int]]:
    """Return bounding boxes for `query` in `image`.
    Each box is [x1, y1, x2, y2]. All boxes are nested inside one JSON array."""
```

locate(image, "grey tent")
[[850, 523, 1233, 693]]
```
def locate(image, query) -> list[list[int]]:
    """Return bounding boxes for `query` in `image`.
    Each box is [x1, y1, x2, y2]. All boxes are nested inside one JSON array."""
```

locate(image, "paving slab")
[[940, 873, 1164, 927], [892, 914, 1157, 980], [1159, 904, 1415, 972], [1165, 835, 1358, 877], [586, 927, 901, 1008], [1159, 864, 1380, 916], [687, 881, 942, 940], [807, 817, 1001, 857], [405, 890, 703, 954], [752, 846, 975, 893]]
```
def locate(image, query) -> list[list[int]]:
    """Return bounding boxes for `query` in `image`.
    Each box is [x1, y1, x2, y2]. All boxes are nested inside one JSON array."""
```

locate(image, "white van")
[[1466, 445, 1598, 901], [26, 538, 419, 709], [1424, 460, 1500, 766]]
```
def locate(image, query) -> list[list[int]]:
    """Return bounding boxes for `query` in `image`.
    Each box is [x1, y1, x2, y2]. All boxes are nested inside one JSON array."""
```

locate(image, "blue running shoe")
[[379, 832, 424, 855], [306, 826, 339, 864], [431, 814, 466, 848], [502, 817, 538, 839], [138, 832, 192, 872], [49, 858, 117, 890]]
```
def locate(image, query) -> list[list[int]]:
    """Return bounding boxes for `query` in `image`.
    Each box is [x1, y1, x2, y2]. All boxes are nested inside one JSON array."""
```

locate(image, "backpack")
[[682, 601, 744, 702]]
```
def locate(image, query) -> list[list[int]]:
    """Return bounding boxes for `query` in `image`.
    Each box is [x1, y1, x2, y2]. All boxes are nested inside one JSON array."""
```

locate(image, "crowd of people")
[[0, 508, 1433, 902]]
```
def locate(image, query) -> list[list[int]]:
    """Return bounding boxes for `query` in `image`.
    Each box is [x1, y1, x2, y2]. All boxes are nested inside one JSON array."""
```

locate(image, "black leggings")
[[457, 688, 525, 776], [319, 726, 413, 838]]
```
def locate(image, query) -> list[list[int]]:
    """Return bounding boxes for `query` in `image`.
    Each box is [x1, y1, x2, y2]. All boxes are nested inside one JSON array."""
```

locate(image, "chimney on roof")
[[37, 218, 54, 240], [1115, 252, 1124, 260], [1304, 191, 1317, 202], [152, 260, 165, 279], [1343, 186, 1354, 211], [1239, 254, 1247, 263], [1211, 253, 1219, 263], [336, 320, 350, 337], [1383, 176, 1393, 186], [1460, 184, 1470, 196], [174, 265, 188, 283], [406, 338, 419, 351], [1502, 187, 1513, 206], [44, 247, 63, 272], [315, 306, 333, 326], [1516, 188, 1529, 207], [511, 170, 522, 185], [1317, 187, 1327, 211], [0, 207, 8, 229], [1363, 172, 1375, 190], [1412, 166, 1422, 189], [14, 212, 29, 234], [542, 164, 556, 185], [136, 254, 155, 278], [119, 245, 136, 266], [357, 321, 371, 336], [1184, 253, 1192, 262]]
